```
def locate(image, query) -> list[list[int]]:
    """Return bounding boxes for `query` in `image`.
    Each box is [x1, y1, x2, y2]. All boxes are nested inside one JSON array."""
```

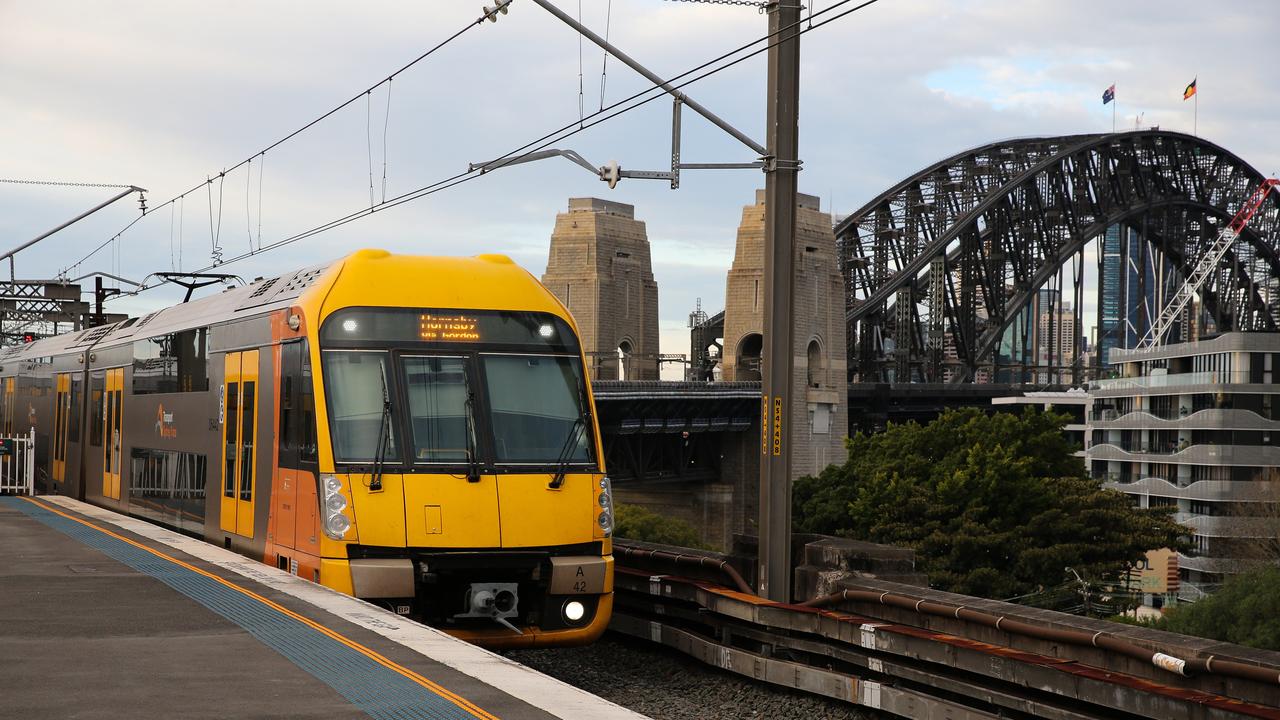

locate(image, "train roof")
[[0, 250, 560, 366], [2, 260, 332, 364]]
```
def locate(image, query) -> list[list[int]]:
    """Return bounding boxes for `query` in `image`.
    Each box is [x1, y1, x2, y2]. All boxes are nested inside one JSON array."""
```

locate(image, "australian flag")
[[1102, 84, 1116, 105]]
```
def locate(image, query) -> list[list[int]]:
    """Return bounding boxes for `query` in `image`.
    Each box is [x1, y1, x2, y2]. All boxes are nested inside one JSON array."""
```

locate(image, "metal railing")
[[1091, 371, 1253, 392], [0, 429, 35, 495]]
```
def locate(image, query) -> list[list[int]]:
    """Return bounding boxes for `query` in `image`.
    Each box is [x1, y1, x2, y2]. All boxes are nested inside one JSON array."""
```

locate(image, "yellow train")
[[2, 249, 613, 647]]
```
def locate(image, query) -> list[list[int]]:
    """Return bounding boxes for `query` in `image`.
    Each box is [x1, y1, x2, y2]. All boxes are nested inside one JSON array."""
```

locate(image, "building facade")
[[1086, 333, 1280, 604], [542, 198, 660, 381], [721, 189, 848, 478]]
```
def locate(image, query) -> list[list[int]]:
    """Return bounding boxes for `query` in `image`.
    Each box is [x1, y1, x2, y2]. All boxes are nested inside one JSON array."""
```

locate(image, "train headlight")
[[538, 323, 555, 339], [596, 476, 614, 536], [325, 493, 348, 513], [320, 473, 352, 540], [563, 600, 586, 623], [325, 513, 352, 538]]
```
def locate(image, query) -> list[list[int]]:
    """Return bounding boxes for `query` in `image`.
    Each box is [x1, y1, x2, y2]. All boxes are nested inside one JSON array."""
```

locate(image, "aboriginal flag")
[[1183, 78, 1197, 100], [1102, 84, 1115, 104]]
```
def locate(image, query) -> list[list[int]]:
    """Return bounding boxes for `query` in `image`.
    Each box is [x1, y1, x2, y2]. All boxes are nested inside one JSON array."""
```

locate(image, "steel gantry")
[[837, 130, 1280, 384]]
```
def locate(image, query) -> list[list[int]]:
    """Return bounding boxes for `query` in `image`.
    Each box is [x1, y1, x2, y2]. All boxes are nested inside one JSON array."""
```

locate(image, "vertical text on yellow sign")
[[761, 395, 769, 456], [771, 396, 783, 457]]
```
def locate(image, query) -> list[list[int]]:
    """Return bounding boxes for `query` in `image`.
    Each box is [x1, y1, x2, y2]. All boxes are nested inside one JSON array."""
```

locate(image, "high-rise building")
[[1086, 333, 1280, 606]]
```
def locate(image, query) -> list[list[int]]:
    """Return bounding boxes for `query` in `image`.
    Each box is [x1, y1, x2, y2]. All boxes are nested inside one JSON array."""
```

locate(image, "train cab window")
[[481, 354, 592, 465], [89, 372, 105, 447], [278, 340, 320, 469], [322, 351, 398, 463], [402, 356, 473, 463], [133, 328, 209, 394]]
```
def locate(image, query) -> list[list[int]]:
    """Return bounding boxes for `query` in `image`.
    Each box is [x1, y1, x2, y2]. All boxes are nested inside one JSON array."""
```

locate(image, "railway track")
[[609, 542, 1280, 720]]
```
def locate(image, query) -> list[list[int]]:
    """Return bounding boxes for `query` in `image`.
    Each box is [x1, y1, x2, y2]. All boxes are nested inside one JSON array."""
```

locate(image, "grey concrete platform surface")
[[0, 495, 646, 720]]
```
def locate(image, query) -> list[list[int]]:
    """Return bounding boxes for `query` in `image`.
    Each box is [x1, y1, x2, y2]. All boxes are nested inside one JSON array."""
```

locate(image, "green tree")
[[614, 504, 710, 549], [1158, 566, 1280, 650], [793, 407, 1188, 599]]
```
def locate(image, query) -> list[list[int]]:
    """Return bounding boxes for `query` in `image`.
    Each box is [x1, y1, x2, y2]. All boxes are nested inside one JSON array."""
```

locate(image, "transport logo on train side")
[[155, 404, 178, 439]]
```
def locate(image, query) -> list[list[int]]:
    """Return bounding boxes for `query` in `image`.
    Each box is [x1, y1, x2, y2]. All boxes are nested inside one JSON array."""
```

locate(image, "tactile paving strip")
[[5, 497, 492, 720]]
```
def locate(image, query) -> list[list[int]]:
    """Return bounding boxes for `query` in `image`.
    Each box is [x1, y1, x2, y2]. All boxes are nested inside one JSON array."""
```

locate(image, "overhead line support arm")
[[528, 0, 768, 158]]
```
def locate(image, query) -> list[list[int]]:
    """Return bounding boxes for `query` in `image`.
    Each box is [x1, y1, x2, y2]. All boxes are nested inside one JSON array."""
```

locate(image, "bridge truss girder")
[[837, 131, 1280, 383]]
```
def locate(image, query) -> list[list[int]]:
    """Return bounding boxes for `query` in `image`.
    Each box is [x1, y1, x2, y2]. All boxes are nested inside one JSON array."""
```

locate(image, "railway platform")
[[0, 495, 644, 720]]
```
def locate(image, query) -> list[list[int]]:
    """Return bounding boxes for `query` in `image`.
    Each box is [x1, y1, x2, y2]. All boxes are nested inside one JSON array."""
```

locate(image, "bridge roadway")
[[0, 495, 644, 720]]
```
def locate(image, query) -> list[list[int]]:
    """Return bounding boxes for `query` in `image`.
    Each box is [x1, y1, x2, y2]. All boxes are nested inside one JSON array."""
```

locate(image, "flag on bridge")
[[1102, 84, 1115, 105], [1183, 78, 1197, 100]]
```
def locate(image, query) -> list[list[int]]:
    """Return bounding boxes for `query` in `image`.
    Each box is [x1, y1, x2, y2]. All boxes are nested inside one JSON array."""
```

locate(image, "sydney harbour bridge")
[[837, 129, 1280, 385]]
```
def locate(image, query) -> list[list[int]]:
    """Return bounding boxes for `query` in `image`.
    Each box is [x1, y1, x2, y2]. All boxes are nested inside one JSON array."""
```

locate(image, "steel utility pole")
[[758, 0, 802, 602]]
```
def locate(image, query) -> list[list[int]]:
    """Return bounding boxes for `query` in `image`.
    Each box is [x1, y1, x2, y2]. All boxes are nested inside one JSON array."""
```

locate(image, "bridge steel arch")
[[836, 131, 1280, 384]]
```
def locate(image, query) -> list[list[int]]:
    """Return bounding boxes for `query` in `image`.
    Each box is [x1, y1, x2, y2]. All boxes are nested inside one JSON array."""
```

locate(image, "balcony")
[[1171, 512, 1279, 538], [1102, 476, 1280, 503], [1090, 370, 1257, 395], [1089, 408, 1280, 431], [1087, 442, 1280, 467]]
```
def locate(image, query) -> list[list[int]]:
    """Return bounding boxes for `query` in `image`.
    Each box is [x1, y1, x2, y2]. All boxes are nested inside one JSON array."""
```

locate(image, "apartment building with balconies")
[[1086, 332, 1280, 605]]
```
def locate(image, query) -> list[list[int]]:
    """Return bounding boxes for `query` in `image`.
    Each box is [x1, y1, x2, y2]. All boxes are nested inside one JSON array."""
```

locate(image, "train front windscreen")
[[318, 308, 595, 472]]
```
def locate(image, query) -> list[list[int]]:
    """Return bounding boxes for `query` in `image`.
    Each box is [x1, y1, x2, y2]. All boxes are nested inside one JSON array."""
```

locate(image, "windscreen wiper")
[[549, 417, 586, 489], [369, 368, 392, 492], [464, 391, 481, 483]]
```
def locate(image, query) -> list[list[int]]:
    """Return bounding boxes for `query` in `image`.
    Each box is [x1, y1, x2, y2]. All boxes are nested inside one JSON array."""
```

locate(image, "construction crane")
[[1138, 178, 1279, 348]]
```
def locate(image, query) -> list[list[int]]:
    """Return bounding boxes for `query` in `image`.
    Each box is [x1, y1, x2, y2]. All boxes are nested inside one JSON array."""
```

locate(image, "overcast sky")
[[2, 0, 1277, 369]]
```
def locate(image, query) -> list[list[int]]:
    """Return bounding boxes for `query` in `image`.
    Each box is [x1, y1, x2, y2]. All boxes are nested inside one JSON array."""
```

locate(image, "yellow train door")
[[52, 373, 71, 483], [221, 350, 259, 538], [3, 377, 14, 434], [101, 368, 123, 500]]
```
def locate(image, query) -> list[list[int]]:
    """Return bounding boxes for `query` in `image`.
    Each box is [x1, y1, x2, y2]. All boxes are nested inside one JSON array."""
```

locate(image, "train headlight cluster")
[[597, 476, 613, 536], [321, 474, 352, 540]]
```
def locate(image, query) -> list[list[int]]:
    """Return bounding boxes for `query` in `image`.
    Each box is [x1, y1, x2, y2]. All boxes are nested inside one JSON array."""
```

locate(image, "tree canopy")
[[1158, 566, 1280, 650], [793, 407, 1188, 599], [614, 504, 710, 550]]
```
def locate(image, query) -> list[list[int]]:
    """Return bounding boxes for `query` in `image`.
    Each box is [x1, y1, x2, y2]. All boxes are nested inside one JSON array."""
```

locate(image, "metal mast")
[[758, 0, 802, 602]]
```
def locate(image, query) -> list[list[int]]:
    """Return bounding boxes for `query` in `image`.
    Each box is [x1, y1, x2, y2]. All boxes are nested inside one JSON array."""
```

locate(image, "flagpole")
[[1112, 92, 1116, 133], [1194, 89, 1198, 136]]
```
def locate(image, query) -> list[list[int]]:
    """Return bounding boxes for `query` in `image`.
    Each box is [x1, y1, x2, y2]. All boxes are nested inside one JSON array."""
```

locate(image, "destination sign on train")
[[419, 314, 481, 342]]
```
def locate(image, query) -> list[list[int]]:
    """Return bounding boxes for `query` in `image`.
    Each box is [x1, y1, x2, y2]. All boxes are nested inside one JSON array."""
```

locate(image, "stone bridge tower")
[[542, 198, 659, 381], [722, 189, 848, 475]]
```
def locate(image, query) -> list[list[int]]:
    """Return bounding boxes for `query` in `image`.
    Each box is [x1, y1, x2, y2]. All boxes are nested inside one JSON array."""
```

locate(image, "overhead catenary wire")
[[598, 0, 613, 111], [103, 0, 885, 298], [60, 8, 491, 276], [382, 80, 393, 203]]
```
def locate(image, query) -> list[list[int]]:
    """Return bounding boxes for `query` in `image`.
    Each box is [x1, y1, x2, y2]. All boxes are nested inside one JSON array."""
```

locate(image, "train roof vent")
[[248, 277, 279, 298], [134, 310, 162, 329], [71, 324, 114, 347], [0, 346, 25, 360], [275, 267, 324, 297]]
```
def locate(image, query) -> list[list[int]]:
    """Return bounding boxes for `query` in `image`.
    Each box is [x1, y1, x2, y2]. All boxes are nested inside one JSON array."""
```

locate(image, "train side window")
[[68, 376, 81, 443], [278, 342, 300, 468], [240, 380, 256, 501], [300, 342, 317, 466], [224, 382, 239, 498], [89, 372, 105, 447], [133, 328, 209, 394]]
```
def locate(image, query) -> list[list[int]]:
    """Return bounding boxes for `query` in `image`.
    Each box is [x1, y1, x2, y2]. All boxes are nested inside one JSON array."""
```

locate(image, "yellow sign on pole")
[[772, 397, 783, 456], [761, 395, 769, 455]]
